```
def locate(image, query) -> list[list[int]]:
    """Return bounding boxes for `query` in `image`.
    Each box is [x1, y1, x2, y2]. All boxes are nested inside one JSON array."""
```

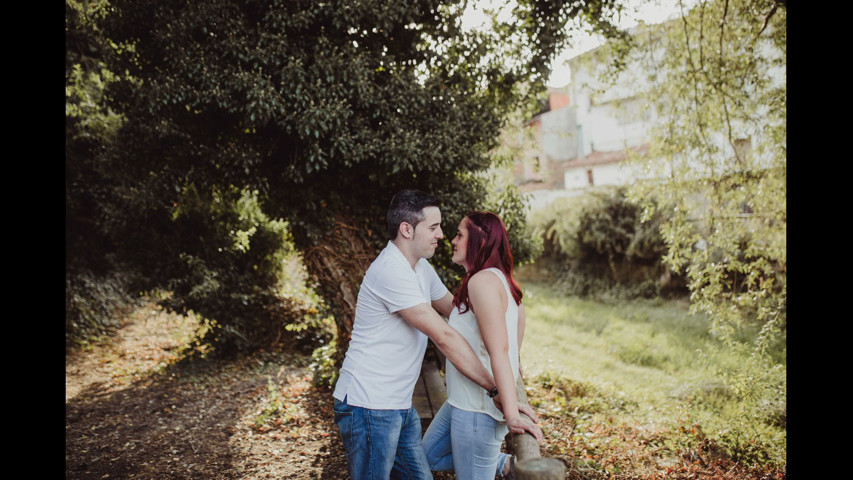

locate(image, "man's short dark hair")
[[387, 190, 442, 240]]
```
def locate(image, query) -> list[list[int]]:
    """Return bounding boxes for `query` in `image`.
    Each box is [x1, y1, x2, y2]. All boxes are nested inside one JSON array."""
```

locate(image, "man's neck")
[[391, 238, 419, 270]]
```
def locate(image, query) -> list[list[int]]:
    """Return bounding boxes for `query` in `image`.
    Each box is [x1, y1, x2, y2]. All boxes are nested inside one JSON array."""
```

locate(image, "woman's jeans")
[[422, 402, 510, 480], [333, 396, 432, 480]]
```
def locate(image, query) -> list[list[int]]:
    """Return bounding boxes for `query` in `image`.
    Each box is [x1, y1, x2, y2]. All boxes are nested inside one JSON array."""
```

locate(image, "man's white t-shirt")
[[333, 241, 450, 409]]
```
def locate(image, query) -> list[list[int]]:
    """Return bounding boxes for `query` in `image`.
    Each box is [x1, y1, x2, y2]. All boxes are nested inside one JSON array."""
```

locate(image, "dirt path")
[[65, 303, 349, 480]]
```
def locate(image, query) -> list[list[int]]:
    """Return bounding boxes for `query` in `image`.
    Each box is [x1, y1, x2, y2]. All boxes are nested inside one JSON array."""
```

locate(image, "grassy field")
[[517, 279, 787, 471]]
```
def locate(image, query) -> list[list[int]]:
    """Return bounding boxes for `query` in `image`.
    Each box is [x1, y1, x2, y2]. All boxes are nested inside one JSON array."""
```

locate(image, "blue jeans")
[[422, 402, 510, 480], [333, 396, 432, 480]]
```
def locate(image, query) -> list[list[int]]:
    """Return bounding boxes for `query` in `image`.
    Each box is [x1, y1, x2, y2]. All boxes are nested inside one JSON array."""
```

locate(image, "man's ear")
[[399, 222, 413, 239]]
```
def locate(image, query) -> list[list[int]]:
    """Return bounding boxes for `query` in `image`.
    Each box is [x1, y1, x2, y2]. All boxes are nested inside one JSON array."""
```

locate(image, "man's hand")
[[398, 303, 496, 390]]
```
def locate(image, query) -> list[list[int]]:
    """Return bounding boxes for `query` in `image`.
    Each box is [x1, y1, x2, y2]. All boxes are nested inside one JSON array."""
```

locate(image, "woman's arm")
[[469, 271, 542, 441], [517, 303, 526, 378]]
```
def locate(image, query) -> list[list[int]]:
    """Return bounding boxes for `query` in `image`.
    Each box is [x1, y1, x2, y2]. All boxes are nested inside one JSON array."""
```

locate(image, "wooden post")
[[514, 458, 566, 480], [509, 376, 565, 480]]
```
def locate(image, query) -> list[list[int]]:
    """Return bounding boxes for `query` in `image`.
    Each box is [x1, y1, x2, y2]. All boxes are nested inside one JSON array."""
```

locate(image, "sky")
[[461, 0, 695, 87]]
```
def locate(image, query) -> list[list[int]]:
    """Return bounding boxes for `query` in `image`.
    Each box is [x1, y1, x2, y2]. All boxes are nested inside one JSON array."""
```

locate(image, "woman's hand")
[[493, 397, 539, 424], [517, 402, 538, 423]]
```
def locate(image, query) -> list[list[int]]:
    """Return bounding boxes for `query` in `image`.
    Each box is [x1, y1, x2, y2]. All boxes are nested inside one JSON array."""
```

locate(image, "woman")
[[422, 211, 543, 479]]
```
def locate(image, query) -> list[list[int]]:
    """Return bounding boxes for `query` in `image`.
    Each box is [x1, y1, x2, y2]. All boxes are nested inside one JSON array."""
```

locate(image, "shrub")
[[310, 342, 339, 388], [528, 187, 686, 299]]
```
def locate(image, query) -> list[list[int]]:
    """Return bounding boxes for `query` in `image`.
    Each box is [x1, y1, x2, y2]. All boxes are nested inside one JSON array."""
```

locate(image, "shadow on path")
[[65, 305, 348, 480]]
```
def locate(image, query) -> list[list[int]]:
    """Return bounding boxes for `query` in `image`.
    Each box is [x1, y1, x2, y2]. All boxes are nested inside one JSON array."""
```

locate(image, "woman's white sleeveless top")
[[445, 267, 519, 422]]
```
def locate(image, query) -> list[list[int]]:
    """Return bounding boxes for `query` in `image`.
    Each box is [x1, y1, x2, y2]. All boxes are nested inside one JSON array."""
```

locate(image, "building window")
[[734, 137, 752, 160], [587, 169, 594, 186]]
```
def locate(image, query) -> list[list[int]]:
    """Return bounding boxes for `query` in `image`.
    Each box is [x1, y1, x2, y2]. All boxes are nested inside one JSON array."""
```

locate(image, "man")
[[332, 190, 524, 479]]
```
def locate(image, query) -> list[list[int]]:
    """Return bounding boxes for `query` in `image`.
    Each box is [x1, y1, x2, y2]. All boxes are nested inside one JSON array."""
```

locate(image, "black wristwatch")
[[487, 386, 499, 398]]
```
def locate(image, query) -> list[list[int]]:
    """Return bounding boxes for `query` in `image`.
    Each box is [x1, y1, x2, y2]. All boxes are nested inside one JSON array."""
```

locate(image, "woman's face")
[[451, 218, 470, 268]]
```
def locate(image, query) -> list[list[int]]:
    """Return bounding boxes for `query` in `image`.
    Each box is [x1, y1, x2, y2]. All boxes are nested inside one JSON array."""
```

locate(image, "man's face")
[[412, 206, 443, 259]]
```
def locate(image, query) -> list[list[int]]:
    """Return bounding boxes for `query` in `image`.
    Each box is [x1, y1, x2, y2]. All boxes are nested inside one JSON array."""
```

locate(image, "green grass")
[[519, 280, 786, 467], [522, 282, 717, 402]]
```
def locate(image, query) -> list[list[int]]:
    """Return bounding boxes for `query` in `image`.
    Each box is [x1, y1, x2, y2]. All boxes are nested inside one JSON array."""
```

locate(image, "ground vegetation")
[[66, 292, 785, 479]]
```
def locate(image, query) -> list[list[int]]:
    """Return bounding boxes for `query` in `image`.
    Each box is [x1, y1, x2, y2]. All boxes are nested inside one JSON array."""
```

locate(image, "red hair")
[[452, 211, 523, 313]]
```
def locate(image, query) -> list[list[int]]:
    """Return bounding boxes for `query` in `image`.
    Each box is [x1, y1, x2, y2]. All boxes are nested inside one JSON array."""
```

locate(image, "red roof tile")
[[565, 144, 649, 168]]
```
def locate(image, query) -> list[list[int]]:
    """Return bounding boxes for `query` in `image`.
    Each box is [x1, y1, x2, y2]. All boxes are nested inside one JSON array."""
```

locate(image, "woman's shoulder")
[[469, 268, 506, 289]]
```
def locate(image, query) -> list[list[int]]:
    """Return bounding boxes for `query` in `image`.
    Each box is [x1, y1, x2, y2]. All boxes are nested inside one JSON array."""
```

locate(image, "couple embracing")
[[332, 189, 543, 480]]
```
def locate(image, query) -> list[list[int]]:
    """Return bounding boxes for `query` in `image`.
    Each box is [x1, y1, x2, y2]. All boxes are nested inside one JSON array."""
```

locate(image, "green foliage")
[[92, 0, 609, 249], [66, 0, 629, 355], [152, 186, 326, 356], [666, 388, 785, 468], [704, 345, 786, 465], [562, 4, 787, 463], [623, 0, 786, 355], [310, 342, 340, 388], [527, 187, 681, 299], [66, 0, 139, 347]]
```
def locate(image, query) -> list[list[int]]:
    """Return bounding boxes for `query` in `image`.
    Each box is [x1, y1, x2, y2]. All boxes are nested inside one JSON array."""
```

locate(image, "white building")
[[513, 28, 661, 210], [515, 24, 783, 210], [514, 90, 657, 211]]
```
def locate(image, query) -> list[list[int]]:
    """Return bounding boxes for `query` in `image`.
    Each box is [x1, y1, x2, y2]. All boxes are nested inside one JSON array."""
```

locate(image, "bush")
[[148, 186, 329, 357], [310, 342, 339, 388], [528, 187, 686, 300]]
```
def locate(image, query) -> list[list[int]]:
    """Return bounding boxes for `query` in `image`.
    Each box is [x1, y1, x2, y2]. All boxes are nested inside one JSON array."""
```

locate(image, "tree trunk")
[[301, 215, 377, 366]]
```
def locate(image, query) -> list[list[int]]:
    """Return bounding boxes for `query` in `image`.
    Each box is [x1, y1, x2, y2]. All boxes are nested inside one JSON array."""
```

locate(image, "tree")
[[626, 0, 785, 348], [68, 0, 628, 358], [621, 0, 786, 434], [66, 0, 138, 346]]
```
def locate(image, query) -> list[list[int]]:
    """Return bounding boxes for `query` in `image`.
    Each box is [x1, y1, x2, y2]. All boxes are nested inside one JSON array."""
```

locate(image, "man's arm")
[[431, 291, 454, 318], [398, 302, 495, 390]]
